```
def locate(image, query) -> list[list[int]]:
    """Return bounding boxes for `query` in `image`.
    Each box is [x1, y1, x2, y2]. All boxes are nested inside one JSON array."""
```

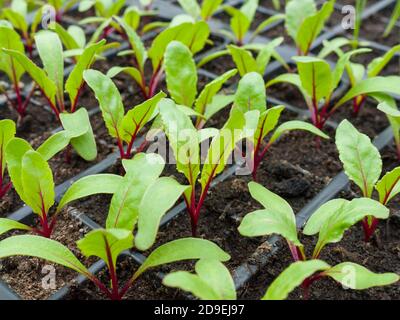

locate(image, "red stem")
[[103, 236, 120, 300], [362, 217, 379, 242]]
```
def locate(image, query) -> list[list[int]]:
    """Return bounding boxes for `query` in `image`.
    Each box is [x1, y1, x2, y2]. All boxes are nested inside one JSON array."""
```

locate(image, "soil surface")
[[0, 209, 91, 300]]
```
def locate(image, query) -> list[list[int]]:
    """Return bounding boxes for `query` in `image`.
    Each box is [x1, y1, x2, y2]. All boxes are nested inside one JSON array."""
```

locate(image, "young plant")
[[0, 110, 97, 237], [284, 0, 334, 55], [163, 259, 236, 300], [262, 259, 399, 300], [320, 39, 400, 115], [0, 24, 32, 120], [0, 153, 231, 300], [267, 55, 400, 130], [239, 182, 398, 299], [1, 0, 43, 57], [0, 119, 16, 199], [220, 0, 285, 46], [107, 17, 210, 99], [160, 98, 258, 236], [175, 0, 224, 21], [84, 69, 166, 159], [197, 39, 290, 77], [336, 120, 400, 241], [1, 30, 107, 120], [384, 0, 400, 37], [164, 41, 237, 129], [234, 72, 329, 180]]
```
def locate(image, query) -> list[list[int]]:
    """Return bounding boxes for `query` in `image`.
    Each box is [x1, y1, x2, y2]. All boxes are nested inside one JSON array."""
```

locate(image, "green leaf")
[[200, 108, 246, 190], [326, 262, 399, 290], [313, 198, 389, 257], [285, 0, 316, 40], [203, 94, 235, 122], [269, 120, 329, 145], [252, 106, 285, 146], [293, 56, 332, 102], [228, 45, 258, 77], [201, 0, 223, 20], [52, 23, 81, 50], [77, 228, 133, 269], [0, 26, 25, 83], [165, 41, 198, 107], [160, 99, 200, 186], [197, 49, 229, 68], [194, 69, 237, 117], [60, 108, 98, 161], [263, 260, 330, 300], [239, 182, 301, 246], [21, 151, 54, 217], [0, 235, 90, 276], [107, 66, 144, 88], [2, 9, 27, 34], [66, 40, 106, 107], [120, 91, 165, 143], [178, 0, 201, 19], [336, 120, 381, 197], [133, 238, 230, 280], [84, 70, 125, 138], [163, 259, 236, 300], [57, 174, 123, 212], [384, 0, 400, 37], [296, 0, 334, 54], [0, 119, 16, 177], [106, 153, 165, 231], [36, 131, 70, 161], [240, 0, 258, 23], [375, 167, 400, 205], [5, 138, 32, 202], [114, 16, 147, 72], [336, 76, 400, 108], [230, 10, 250, 43], [367, 44, 400, 77], [1, 48, 57, 105], [0, 218, 31, 236], [135, 177, 188, 251], [234, 72, 266, 113], [35, 31, 64, 108]]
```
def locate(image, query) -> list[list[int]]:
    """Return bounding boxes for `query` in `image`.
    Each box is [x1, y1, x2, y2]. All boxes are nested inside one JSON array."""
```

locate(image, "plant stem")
[[362, 216, 379, 242], [104, 236, 120, 300]]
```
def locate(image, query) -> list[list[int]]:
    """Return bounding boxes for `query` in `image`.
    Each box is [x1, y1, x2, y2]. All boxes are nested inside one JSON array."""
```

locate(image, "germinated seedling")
[[0, 153, 230, 300], [107, 17, 210, 99], [234, 72, 329, 180], [1, 30, 107, 120], [0, 110, 97, 237], [84, 69, 166, 159], [320, 39, 400, 115], [160, 98, 258, 236], [0, 24, 33, 120], [267, 55, 400, 130], [284, 0, 334, 55], [239, 182, 398, 298], [336, 120, 400, 241], [164, 41, 237, 129]]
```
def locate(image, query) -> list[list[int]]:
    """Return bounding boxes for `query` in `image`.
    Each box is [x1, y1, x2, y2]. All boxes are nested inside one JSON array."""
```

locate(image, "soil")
[[0, 209, 92, 300]]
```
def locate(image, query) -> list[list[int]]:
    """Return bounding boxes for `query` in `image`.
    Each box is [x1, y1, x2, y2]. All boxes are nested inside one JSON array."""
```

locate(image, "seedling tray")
[[0, 0, 399, 300]]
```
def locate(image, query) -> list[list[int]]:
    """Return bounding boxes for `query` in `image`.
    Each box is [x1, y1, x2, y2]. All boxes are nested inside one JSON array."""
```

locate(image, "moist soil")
[[0, 209, 92, 300]]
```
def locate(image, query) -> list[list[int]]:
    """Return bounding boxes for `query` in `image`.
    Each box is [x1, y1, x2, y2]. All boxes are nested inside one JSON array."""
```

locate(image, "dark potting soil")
[[266, 81, 305, 110], [0, 209, 92, 300], [331, 99, 389, 139], [259, 0, 286, 12]]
